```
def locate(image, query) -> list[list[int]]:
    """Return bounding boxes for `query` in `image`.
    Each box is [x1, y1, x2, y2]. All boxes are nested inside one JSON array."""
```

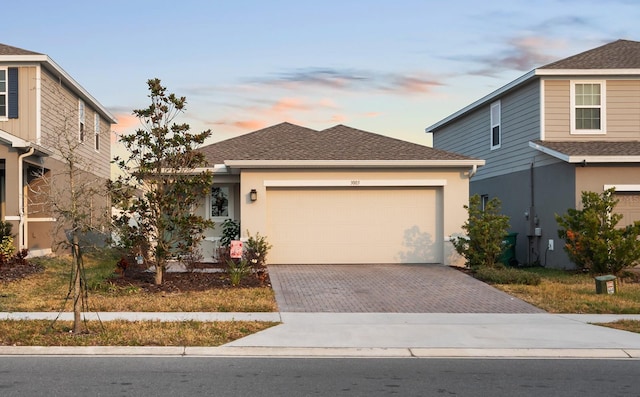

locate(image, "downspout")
[[468, 164, 477, 179], [18, 146, 35, 249]]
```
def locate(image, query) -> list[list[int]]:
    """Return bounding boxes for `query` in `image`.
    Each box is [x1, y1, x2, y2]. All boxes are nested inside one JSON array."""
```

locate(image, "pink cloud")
[[271, 97, 310, 113], [233, 120, 268, 130]]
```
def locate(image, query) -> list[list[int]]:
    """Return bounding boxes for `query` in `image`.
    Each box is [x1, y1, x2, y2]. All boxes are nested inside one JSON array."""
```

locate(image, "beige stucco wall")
[[575, 165, 640, 203], [234, 167, 469, 266], [544, 78, 640, 141]]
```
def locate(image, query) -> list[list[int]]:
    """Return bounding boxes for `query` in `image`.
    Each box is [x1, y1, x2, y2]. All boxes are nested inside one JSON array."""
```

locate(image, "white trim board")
[[264, 179, 447, 188]]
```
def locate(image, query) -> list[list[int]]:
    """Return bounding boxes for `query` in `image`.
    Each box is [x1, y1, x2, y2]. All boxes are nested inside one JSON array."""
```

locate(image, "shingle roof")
[[531, 140, 640, 160], [0, 43, 42, 56], [540, 39, 640, 69], [199, 122, 477, 164]]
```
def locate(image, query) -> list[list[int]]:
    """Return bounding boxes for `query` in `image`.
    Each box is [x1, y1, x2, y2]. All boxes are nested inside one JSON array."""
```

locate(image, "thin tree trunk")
[[72, 234, 81, 333]]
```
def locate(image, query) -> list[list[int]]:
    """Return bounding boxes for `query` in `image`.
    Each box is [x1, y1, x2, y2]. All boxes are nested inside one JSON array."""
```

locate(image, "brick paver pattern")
[[268, 264, 544, 313]]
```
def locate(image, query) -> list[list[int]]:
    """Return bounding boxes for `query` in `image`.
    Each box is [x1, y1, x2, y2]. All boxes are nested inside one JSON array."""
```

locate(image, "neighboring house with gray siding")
[[427, 39, 640, 269], [0, 43, 116, 255]]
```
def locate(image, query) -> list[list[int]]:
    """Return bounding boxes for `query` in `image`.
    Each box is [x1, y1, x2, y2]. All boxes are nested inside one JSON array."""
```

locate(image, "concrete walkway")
[[2, 311, 640, 358]]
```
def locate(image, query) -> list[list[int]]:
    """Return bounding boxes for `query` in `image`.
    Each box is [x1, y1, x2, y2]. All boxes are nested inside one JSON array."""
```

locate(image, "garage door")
[[266, 186, 441, 264], [614, 192, 640, 228]]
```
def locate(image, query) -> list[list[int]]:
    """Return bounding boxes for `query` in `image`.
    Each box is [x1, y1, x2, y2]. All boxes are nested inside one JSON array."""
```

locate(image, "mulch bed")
[[1, 260, 269, 293], [0, 262, 44, 282], [108, 266, 270, 293]]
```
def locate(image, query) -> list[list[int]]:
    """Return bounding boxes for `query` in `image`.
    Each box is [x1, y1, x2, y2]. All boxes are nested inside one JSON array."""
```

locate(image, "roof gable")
[[199, 122, 479, 165], [540, 39, 640, 70]]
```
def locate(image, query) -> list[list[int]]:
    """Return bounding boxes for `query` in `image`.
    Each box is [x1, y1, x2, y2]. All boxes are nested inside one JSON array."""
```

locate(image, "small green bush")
[[556, 188, 640, 275], [244, 230, 272, 269], [474, 266, 541, 285], [451, 195, 510, 269], [226, 259, 250, 286]]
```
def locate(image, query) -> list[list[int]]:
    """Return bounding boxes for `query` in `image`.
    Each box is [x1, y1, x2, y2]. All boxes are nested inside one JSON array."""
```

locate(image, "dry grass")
[[492, 267, 640, 314], [0, 319, 277, 346], [595, 320, 640, 334], [0, 251, 277, 313]]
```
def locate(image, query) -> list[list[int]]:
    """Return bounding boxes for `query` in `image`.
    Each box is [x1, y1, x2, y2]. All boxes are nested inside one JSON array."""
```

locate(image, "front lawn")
[[0, 249, 277, 313], [489, 267, 640, 314]]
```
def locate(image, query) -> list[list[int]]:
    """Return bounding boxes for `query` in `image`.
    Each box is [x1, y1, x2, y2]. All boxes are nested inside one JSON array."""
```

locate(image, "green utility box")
[[500, 232, 518, 266], [595, 275, 617, 295]]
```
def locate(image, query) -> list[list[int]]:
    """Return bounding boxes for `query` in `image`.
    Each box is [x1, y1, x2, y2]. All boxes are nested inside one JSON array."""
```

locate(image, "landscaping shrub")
[[451, 195, 510, 269], [474, 266, 541, 286], [556, 188, 640, 275]]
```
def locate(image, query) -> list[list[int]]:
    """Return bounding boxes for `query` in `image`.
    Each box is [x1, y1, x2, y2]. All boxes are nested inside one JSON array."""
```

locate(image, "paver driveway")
[[267, 264, 544, 313]]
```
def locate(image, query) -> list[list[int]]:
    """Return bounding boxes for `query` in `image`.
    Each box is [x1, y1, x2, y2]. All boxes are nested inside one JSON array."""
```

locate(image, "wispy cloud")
[[251, 67, 445, 95], [465, 36, 567, 77]]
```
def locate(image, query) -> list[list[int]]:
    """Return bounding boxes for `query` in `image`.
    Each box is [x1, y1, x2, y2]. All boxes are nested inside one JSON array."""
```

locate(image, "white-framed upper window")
[[78, 99, 85, 142], [571, 81, 606, 134], [94, 113, 100, 151], [490, 100, 501, 150], [208, 185, 234, 219], [0, 68, 6, 118]]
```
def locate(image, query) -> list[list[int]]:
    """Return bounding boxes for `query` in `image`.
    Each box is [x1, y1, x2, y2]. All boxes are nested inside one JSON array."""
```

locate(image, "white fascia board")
[[161, 165, 228, 174], [0, 129, 29, 147], [426, 70, 537, 132], [535, 68, 640, 76], [529, 141, 640, 163], [0, 54, 117, 124], [223, 159, 485, 168]]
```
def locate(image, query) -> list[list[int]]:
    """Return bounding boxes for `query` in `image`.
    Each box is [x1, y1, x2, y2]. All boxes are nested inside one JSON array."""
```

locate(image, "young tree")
[[451, 195, 511, 269], [111, 78, 213, 285], [556, 188, 640, 275], [29, 108, 110, 334]]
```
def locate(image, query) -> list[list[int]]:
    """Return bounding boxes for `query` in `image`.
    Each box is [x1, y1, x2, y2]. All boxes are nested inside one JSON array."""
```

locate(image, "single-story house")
[[195, 122, 484, 266]]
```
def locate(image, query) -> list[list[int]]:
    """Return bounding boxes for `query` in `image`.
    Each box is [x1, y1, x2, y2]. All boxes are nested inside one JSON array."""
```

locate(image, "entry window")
[[94, 113, 100, 151], [209, 185, 233, 219], [490, 101, 501, 149], [571, 81, 605, 134]]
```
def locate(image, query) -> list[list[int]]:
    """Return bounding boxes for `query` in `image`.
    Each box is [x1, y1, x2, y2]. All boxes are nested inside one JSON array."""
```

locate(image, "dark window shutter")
[[8, 67, 18, 119]]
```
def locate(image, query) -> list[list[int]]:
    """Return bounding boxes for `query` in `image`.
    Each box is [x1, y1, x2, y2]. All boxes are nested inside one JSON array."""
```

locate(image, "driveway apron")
[[267, 264, 544, 313]]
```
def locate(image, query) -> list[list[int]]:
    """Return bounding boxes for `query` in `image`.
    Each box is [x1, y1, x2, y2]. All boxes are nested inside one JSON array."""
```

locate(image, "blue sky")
[[3, 0, 640, 149]]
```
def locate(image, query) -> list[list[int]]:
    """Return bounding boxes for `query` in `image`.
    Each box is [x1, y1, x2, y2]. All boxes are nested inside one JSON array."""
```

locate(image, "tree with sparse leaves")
[[111, 78, 213, 285], [29, 101, 110, 334]]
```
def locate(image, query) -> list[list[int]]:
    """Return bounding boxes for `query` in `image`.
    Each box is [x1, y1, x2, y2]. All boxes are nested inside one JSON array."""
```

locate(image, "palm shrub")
[[556, 188, 640, 275], [451, 195, 510, 269]]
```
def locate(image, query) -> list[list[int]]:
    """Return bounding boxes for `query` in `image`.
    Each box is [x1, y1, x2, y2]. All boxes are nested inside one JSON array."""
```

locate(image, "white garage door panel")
[[267, 187, 440, 264]]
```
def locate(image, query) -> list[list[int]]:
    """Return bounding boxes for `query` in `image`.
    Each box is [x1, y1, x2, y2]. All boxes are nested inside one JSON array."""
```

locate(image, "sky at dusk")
[[3, 0, 640, 152]]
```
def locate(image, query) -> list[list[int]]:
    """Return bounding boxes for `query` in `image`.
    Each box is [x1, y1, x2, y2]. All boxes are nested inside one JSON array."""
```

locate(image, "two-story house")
[[427, 39, 640, 269], [0, 43, 116, 255]]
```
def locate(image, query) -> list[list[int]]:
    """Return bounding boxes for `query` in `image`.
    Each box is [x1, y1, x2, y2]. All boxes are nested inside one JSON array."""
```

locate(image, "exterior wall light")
[[250, 189, 258, 202]]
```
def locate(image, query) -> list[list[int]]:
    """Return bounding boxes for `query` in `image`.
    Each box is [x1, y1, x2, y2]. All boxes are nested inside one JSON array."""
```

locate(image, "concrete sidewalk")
[[2, 312, 640, 358]]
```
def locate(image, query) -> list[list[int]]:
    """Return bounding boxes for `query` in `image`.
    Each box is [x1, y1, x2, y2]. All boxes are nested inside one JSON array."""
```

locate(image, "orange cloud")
[[233, 120, 268, 130], [330, 114, 347, 123], [272, 97, 309, 113]]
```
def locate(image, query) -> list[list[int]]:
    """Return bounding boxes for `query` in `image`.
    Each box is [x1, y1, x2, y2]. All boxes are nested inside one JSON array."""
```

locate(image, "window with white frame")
[[0, 69, 6, 118], [209, 185, 233, 219], [571, 81, 606, 134], [94, 113, 100, 151], [78, 99, 85, 142], [490, 100, 501, 149]]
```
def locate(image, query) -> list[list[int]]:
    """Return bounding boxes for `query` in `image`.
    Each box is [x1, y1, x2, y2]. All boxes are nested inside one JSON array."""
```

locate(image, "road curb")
[[1, 346, 638, 359]]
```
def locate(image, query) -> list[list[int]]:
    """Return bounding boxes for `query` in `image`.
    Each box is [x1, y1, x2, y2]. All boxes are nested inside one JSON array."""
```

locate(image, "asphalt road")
[[1, 357, 639, 396]]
